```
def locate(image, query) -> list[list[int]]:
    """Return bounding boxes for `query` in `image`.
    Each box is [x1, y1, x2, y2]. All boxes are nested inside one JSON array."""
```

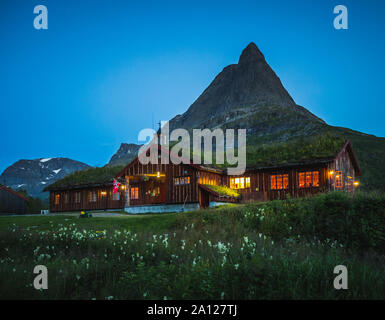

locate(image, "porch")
[[124, 172, 167, 207]]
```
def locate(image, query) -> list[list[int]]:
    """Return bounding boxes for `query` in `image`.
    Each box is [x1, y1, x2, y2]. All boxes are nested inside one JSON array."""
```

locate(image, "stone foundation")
[[124, 203, 200, 214]]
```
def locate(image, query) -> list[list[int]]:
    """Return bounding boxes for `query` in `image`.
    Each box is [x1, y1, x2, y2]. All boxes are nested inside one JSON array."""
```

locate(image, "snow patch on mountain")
[[0, 158, 91, 198]]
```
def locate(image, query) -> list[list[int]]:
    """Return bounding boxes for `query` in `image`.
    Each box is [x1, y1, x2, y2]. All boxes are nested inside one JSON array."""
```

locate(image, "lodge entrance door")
[[143, 179, 166, 205]]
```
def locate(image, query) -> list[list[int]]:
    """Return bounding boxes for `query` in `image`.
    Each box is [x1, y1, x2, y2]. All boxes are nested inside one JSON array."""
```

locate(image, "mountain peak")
[[107, 143, 142, 167], [168, 41, 326, 138], [238, 42, 265, 65], [0, 157, 90, 198]]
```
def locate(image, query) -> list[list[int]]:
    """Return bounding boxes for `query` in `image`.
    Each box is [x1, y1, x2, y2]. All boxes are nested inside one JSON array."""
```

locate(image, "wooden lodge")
[[115, 147, 234, 213], [46, 182, 126, 213], [44, 165, 127, 213], [224, 140, 361, 202], [46, 140, 361, 213]]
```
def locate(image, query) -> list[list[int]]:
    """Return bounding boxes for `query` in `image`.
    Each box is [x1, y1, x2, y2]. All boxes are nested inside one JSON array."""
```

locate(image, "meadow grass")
[[0, 213, 178, 233], [1, 192, 385, 300]]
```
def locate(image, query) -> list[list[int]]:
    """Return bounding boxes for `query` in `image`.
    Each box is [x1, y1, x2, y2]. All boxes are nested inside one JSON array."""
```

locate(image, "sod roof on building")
[[244, 134, 346, 169], [44, 165, 124, 191]]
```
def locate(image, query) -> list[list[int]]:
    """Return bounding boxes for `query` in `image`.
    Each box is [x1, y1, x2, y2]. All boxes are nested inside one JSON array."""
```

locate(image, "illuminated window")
[[277, 175, 283, 189], [245, 177, 251, 188], [299, 172, 305, 188], [74, 192, 81, 203], [181, 176, 190, 185], [298, 171, 319, 188], [174, 176, 190, 185], [55, 194, 60, 205], [88, 191, 97, 202], [230, 177, 251, 189], [131, 187, 139, 199], [282, 174, 289, 189], [270, 174, 289, 190], [313, 172, 319, 187], [335, 171, 343, 189], [199, 174, 217, 185], [306, 172, 312, 186]]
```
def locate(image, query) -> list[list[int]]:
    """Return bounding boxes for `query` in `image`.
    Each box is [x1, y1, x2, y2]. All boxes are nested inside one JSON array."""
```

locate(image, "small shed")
[[0, 185, 29, 215]]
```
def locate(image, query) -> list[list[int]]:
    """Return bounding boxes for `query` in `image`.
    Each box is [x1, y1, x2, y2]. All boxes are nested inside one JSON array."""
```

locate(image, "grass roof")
[[202, 184, 241, 199], [244, 133, 346, 168], [45, 165, 124, 191], [176, 133, 346, 170]]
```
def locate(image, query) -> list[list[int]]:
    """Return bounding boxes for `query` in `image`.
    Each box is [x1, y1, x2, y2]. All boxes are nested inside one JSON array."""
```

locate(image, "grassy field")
[[0, 212, 178, 233], [1, 192, 385, 300]]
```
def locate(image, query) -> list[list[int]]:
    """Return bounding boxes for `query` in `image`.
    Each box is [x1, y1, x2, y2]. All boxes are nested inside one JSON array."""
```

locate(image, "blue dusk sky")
[[1, 0, 384, 173]]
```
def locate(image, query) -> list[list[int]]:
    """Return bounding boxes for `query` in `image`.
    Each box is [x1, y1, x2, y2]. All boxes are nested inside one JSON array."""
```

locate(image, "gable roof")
[[335, 140, 362, 176], [115, 143, 224, 178], [0, 185, 29, 202]]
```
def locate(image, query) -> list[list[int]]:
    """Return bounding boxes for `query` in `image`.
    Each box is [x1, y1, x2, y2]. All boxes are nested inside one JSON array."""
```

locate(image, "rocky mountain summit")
[[107, 143, 142, 166], [169, 42, 325, 142], [0, 158, 90, 198]]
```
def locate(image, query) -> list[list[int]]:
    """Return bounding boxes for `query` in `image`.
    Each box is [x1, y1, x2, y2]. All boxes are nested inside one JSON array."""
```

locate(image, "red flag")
[[113, 179, 120, 194]]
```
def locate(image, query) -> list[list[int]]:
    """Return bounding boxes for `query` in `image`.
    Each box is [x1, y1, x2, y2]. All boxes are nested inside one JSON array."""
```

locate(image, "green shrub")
[[243, 191, 385, 253]]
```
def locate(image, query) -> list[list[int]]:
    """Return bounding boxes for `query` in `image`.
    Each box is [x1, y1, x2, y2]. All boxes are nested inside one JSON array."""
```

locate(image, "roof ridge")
[[0, 185, 29, 202]]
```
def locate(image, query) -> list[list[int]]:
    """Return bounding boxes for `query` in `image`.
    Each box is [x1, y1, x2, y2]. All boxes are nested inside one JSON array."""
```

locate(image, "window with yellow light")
[[298, 171, 319, 188], [335, 171, 343, 189], [270, 174, 289, 190], [230, 177, 250, 189], [131, 187, 139, 199], [55, 194, 60, 205]]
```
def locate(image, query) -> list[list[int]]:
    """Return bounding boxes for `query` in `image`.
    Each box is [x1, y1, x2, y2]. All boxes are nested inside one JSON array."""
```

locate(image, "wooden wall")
[[0, 188, 27, 214], [49, 186, 126, 213], [335, 148, 356, 192], [263, 166, 329, 200], [223, 164, 331, 202], [123, 161, 201, 205], [129, 178, 166, 206], [166, 164, 198, 204]]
